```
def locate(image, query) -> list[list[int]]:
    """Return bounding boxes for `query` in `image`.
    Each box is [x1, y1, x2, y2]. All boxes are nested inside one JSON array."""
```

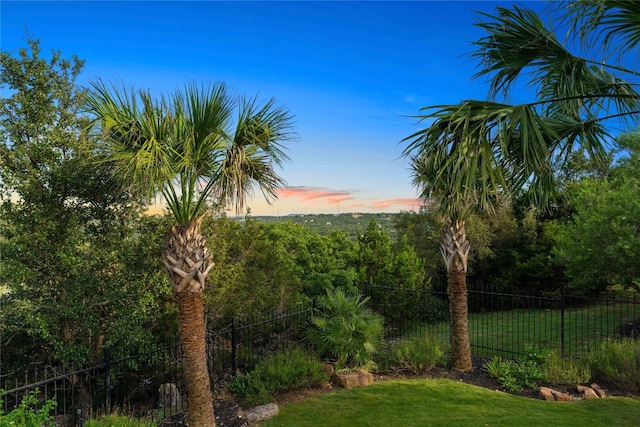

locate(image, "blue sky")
[[1, 0, 545, 215]]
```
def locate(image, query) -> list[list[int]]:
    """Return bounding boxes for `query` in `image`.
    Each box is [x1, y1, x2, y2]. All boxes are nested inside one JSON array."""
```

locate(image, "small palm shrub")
[[0, 389, 57, 427], [589, 339, 640, 392], [305, 288, 384, 369], [377, 333, 449, 373], [229, 347, 328, 405]]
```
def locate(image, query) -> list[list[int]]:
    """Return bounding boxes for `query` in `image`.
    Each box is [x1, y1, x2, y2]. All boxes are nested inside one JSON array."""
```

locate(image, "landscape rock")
[[241, 403, 279, 424], [158, 383, 183, 409], [591, 383, 606, 398], [332, 368, 374, 390], [539, 387, 555, 401], [583, 387, 599, 400], [539, 387, 572, 401]]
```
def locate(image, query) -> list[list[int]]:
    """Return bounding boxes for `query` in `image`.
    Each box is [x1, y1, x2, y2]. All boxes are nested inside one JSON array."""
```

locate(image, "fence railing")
[[365, 283, 640, 358], [3, 286, 639, 425], [1, 302, 314, 425]]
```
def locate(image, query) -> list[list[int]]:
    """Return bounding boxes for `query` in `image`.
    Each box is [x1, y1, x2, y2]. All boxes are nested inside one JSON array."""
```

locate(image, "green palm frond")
[[404, 2, 640, 217], [474, 5, 640, 124], [85, 80, 175, 199], [219, 95, 295, 214], [473, 6, 571, 99], [567, 0, 640, 56], [86, 80, 294, 224]]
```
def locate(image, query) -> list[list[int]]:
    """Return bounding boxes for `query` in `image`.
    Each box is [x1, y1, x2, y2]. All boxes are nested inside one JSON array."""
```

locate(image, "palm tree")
[[85, 81, 295, 427], [402, 122, 508, 371], [402, 0, 640, 371]]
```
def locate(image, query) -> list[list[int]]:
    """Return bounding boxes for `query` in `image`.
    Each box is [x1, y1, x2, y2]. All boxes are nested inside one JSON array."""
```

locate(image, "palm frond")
[[218, 95, 295, 214], [473, 6, 571, 99], [567, 0, 640, 57], [85, 80, 175, 200]]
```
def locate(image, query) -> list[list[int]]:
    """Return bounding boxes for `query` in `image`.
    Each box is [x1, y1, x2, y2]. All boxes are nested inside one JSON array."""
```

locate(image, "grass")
[[263, 379, 640, 427], [414, 302, 639, 358]]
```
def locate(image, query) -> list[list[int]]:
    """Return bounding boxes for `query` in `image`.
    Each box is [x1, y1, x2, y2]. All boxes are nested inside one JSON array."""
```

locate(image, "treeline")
[[2, 38, 639, 376]]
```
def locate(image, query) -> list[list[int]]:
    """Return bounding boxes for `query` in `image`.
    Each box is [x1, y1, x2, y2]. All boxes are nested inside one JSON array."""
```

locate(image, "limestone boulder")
[[332, 368, 373, 390]]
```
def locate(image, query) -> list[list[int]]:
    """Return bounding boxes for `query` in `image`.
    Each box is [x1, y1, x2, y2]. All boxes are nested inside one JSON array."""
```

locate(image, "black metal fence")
[[2, 286, 639, 425], [0, 302, 314, 426], [366, 283, 640, 359]]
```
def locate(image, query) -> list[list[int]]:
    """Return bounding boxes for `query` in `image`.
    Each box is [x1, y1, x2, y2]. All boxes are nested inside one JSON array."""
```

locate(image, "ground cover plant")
[[263, 379, 640, 427]]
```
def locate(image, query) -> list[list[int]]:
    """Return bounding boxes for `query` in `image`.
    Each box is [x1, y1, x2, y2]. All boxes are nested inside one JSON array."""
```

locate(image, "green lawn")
[[264, 379, 640, 427]]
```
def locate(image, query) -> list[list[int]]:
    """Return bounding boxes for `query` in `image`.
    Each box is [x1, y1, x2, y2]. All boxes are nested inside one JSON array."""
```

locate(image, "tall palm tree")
[[402, 0, 640, 371], [402, 120, 508, 371], [85, 81, 295, 427]]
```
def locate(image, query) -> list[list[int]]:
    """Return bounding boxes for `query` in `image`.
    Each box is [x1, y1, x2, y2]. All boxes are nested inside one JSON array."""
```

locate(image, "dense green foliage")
[[228, 347, 328, 405], [0, 39, 168, 369], [551, 133, 640, 295]]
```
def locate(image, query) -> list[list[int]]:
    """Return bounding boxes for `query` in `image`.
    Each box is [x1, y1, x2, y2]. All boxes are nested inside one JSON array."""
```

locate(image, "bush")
[[305, 288, 384, 369], [0, 389, 57, 427], [542, 351, 591, 386], [589, 339, 640, 392], [483, 351, 548, 393], [84, 414, 155, 427], [229, 347, 328, 405], [377, 333, 448, 373]]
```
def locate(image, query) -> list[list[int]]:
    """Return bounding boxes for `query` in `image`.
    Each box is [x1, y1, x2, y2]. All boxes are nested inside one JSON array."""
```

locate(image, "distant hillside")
[[249, 212, 400, 240]]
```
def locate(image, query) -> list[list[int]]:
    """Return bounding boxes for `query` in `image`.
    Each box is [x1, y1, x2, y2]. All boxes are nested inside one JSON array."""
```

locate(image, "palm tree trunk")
[[164, 219, 215, 427], [440, 219, 472, 371], [177, 291, 214, 427]]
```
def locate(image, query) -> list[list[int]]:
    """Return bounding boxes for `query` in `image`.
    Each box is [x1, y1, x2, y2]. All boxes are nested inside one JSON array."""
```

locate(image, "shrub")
[[228, 372, 270, 406], [0, 389, 57, 427], [305, 288, 384, 369], [589, 339, 640, 393], [482, 352, 547, 393], [84, 414, 155, 427], [377, 333, 448, 373], [542, 351, 591, 386], [229, 347, 328, 405]]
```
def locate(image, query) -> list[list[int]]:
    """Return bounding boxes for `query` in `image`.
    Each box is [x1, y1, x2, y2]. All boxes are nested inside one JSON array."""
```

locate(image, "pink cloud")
[[278, 186, 354, 204], [370, 198, 422, 210]]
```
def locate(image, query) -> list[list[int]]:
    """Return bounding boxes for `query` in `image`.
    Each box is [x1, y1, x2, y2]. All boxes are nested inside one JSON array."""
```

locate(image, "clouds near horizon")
[[278, 186, 421, 212]]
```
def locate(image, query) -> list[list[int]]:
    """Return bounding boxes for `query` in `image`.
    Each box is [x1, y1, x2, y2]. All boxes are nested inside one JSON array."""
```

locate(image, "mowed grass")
[[264, 379, 640, 427], [417, 302, 640, 358]]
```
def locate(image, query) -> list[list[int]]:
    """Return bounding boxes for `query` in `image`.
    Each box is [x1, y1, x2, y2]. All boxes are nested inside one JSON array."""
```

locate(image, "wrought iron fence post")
[[560, 283, 566, 357], [104, 347, 111, 415], [231, 317, 238, 374]]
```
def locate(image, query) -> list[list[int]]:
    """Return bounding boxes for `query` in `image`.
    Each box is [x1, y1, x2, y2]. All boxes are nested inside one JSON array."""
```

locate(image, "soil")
[[159, 355, 637, 426]]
